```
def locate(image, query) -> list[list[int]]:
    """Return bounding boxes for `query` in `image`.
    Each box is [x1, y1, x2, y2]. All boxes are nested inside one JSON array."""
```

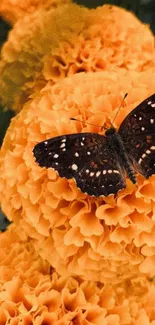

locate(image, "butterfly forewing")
[[119, 94, 155, 136], [33, 133, 126, 196], [119, 93, 155, 178]]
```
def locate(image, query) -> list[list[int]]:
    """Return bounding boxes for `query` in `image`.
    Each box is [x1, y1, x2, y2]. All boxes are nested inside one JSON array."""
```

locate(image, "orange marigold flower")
[[1, 223, 155, 324], [1, 70, 155, 283], [0, 3, 155, 112], [0, 0, 71, 24], [0, 223, 49, 283]]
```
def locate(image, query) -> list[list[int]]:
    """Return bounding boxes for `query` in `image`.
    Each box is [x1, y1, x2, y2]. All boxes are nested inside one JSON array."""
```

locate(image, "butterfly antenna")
[[70, 117, 102, 128], [111, 93, 128, 126], [71, 93, 128, 130]]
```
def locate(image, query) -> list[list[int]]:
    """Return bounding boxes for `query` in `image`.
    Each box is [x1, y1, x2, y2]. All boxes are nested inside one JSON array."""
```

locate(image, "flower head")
[[0, 0, 71, 24], [0, 3, 154, 111], [1, 70, 155, 283], [1, 223, 155, 324]]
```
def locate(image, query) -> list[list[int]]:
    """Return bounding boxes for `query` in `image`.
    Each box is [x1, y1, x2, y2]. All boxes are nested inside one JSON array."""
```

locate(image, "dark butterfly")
[[33, 94, 155, 197]]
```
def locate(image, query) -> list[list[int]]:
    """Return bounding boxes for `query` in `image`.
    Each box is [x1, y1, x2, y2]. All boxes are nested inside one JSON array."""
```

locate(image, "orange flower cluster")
[[1, 222, 155, 325], [0, 3, 154, 112], [0, 0, 71, 24], [1, 70, 155, 284], [1, 3, 155, 322]]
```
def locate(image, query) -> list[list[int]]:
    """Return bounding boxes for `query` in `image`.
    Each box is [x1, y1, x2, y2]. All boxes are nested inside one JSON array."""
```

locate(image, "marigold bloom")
[[1, 223, 155, 324], [1, 70, 155, 283], [0, 0, 71, 24], [0, 3, 154, 112]]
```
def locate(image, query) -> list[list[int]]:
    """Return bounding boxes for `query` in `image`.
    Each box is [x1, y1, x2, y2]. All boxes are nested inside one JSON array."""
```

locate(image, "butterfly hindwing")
[[119, 133, 155, 179], [33, 133, 126, 196], [119, 94, 155, 178]]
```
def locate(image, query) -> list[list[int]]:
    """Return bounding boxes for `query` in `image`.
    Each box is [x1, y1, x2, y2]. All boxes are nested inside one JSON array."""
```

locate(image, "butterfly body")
[[33, 94, 155, 197], [105, 127, 137, 185]]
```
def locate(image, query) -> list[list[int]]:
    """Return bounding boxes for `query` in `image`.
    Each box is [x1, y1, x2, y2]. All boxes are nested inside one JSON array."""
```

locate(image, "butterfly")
[[33, 94, 155, 197]]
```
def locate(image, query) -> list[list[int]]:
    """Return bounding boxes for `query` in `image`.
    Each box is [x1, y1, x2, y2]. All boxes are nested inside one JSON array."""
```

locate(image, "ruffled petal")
[[1, 224, 155, 324]]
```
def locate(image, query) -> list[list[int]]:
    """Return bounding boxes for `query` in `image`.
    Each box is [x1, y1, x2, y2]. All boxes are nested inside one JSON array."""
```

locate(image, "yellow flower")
[[0, 3, 154, 112], [0, 0, 71, 24], [1, 222, 155, 324], [1, 70, 155, 283]]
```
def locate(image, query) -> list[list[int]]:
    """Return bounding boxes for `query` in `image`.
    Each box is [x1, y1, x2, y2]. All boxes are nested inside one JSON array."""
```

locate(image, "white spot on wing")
[[72, 164, 78, 171], [75, 152, 79, 157], [60, 143, 65, 148], [54, 154, 59, 158], [114, 170, 119, 174], [150, 119, 154, 124]]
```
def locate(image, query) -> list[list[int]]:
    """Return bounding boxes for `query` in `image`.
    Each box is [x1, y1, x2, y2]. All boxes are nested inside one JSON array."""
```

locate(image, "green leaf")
[[0, 18, 11, 48], [0, 107, 14, 145]]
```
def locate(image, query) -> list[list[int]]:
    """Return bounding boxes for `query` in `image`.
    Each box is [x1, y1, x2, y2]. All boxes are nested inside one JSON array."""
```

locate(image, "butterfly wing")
[[33, 133, 126, 196], [118, 94, 155, 178]]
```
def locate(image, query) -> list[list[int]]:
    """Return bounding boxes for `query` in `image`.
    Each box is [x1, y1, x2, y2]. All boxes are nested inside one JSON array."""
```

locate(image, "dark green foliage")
[[0, 209, 11, 232], [0, 17, 11, 47], [72, 0, 141, 12], [0, 107, 14, 146]]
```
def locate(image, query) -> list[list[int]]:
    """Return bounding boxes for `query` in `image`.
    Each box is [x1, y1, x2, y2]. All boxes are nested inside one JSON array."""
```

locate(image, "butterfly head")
[[105, 127, 116, 136]]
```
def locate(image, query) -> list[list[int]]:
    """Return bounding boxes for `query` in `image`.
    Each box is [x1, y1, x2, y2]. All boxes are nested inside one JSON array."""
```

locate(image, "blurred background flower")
[[0, 0, 71, 24], [0, 3, 154, 114]]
